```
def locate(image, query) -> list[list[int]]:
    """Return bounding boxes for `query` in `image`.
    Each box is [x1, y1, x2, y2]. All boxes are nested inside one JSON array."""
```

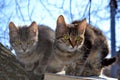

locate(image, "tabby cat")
[[52, 15, 116, 76], [9, 21, 55, 77]]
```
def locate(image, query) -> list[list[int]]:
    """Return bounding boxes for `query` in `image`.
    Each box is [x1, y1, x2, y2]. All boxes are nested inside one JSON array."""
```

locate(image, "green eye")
[[27, 40, 34, 44], [76, 36, 81, 41], [64, 35, 70, 40], [15, 41, 22, 45]]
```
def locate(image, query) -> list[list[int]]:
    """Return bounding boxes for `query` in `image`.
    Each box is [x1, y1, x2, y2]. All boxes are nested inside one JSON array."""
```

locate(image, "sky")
[[0, 0, 120, 56]]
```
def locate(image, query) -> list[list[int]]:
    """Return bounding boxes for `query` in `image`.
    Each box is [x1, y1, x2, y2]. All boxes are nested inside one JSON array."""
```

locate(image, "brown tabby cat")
[[52, 15, 116, 76], [9, 21, 55, 77]]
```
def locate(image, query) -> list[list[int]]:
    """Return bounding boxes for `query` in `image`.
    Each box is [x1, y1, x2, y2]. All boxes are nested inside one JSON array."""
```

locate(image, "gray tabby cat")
[[49, 15, 116, 76], [9, 21, 55, 77], [46, 15, 88, 73]]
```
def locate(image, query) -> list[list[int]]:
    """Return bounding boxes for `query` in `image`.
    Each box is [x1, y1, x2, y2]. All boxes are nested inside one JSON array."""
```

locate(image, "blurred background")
[[0, 0, 120, 78]]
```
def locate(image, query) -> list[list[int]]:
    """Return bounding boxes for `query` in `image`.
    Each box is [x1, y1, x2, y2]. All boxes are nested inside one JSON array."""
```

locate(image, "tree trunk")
[[0, 43, 42, 80], [110, 0, 117, 77]]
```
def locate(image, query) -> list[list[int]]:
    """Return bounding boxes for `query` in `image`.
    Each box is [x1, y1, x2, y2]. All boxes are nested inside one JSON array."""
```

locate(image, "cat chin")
[[57, 43, 78, 52], [67, 49, 76, 53], [16, 50, 29, 54], [64, 46, 78, 53]]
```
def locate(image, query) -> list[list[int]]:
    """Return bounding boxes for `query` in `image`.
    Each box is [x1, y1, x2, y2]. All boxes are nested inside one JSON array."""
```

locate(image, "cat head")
[[9, 21, 38, 54], [55, 15, 87, 52]]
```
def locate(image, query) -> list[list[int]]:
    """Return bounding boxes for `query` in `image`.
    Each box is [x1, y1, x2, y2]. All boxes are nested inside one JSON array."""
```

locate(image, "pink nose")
[[69, 40, 75, 48], [71, 42, 75, 48]]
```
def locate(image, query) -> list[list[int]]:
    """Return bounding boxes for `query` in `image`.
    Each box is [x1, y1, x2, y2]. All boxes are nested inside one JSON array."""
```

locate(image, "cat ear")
[[56, 15, 67, 36], [9, 22, 18, 37], [29, 21, 38, 32], [78, 18, 87, 34], [57, 15, 66, 26], [29, 21, 38, 36]]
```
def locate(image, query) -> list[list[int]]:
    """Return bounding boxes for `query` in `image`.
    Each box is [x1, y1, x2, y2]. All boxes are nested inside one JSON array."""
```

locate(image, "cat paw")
[[34, 67, 45, 75]]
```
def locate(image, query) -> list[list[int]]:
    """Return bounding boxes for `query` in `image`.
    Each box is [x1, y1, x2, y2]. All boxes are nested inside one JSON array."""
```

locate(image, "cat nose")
[[71, 43, 75, 48], [70, 40, 76, 48], [22, 48, 26, 52]]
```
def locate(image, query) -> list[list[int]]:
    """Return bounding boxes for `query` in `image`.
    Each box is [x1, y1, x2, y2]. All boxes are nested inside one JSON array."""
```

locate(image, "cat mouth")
[[67, 46, 77, 52], [20, 50, 29, 53], [69, 45, 77, 49]]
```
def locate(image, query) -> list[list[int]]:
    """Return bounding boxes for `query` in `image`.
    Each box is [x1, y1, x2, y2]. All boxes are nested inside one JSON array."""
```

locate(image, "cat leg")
[[33, 61, 48, 76], [85, 49, 103, 75], [82, 56, 102, 76], [65, 63, 76, 76], [46, 60, 64, 73], [33, 60, 47, 80], [34, 50, 53, 75], [25, 63, 34, 71]]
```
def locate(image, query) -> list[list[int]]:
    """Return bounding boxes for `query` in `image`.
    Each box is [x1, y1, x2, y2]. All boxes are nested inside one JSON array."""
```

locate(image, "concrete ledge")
[[45, 73, 106, 80]]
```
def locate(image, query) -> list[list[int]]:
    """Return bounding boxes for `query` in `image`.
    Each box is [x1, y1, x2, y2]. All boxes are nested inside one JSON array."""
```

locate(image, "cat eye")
[[75, 36, 82, 41], [27, 40, 34, 45], [15, 41, 22, 45], [63, 35, 70, 40]]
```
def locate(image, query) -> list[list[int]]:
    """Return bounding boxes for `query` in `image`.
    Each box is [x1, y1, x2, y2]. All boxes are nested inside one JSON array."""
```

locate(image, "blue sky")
[[0, 0, 120, 55]]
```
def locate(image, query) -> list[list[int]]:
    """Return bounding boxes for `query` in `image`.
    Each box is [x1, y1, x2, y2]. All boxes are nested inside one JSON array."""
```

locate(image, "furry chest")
[[56, 51, 82, 65]]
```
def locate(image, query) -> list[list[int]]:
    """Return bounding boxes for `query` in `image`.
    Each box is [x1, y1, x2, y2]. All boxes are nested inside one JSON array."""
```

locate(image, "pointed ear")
[[9, 22, 18, 37], [78, 18, 87, 34], [9, 22, 18, 32], [56, 15, 67, 36], [57, 15, 66, 26], [29, 21, 38, 32], [29, 21, 38, 36]]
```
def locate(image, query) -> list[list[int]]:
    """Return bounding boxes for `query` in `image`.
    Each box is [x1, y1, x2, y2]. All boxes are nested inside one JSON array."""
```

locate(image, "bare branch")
[[15, 0, 25, 21], [39, 0, 54, 19], [0, 43, 43, 80]]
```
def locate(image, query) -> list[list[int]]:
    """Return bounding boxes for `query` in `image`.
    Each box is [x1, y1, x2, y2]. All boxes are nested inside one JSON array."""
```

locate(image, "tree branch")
[[0, 43, 42, 80]]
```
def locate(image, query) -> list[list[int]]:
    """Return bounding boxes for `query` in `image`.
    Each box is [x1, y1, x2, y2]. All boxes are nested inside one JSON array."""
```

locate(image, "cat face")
[[9, 21, 38, 54], [55, 15, 87, 52]]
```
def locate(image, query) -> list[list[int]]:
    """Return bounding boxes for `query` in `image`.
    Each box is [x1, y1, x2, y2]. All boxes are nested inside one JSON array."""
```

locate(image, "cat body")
[[9, 22, 55, 76], [50, 15, 116, 76], [65, 23, 116, 76]]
